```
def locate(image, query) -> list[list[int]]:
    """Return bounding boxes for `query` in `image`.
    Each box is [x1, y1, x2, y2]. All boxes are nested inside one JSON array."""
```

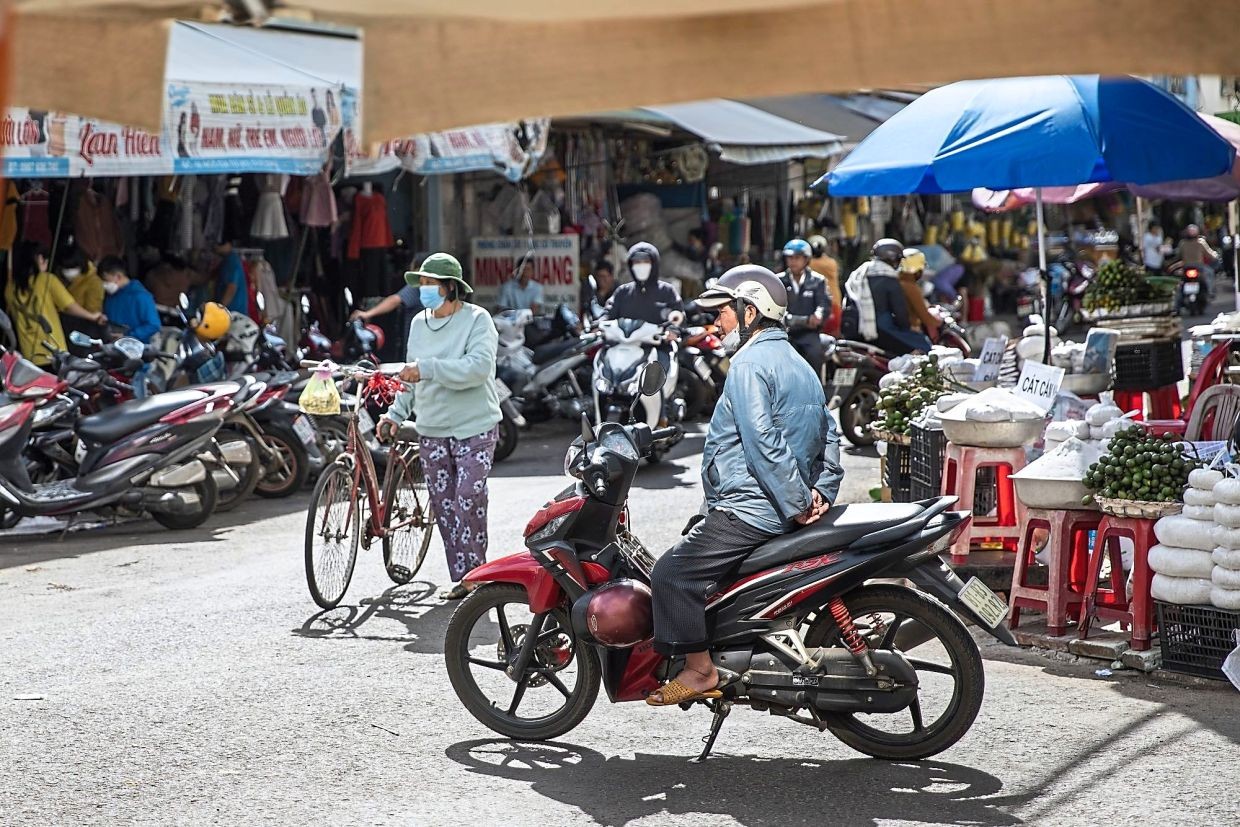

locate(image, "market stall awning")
[[741, 95, 884, 149], [641, 100, 844, 164], [13, 0, 1240, 142]]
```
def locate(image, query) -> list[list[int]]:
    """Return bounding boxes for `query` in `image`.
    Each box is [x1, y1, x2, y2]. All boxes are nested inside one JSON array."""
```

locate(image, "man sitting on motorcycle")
[[603, 242, 684, 369], [646, 265, 844, 706], [1175, 224, 1218, 299], [897, 249, 942, 342], [778, 238, 831, 379], [842, 238, 933, 356]]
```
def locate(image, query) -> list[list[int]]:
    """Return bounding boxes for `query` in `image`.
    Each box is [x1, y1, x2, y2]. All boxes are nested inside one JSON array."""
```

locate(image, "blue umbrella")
[[819, 75, 1234, 195], [816, 75, 1234, 361]]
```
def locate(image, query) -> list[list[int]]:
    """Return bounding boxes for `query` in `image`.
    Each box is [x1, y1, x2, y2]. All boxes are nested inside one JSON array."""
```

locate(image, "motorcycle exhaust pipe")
[[149, 460, 207, 489], [144, 488, 203, 515]]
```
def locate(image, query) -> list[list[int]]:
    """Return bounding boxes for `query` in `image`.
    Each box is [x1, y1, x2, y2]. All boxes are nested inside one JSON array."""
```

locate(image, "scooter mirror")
[[580, 412, 595, 444], [69, 330, 93, 348], [638, 362, 665, 397], [179, 293, 190, 311]]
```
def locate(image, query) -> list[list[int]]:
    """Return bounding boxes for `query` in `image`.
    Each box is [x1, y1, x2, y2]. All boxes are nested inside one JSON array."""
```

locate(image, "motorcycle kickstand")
[[690, 699, 731, 763]]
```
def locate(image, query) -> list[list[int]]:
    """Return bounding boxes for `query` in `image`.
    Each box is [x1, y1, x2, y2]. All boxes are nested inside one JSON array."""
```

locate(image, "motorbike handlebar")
[[651, 426, 681, 443]]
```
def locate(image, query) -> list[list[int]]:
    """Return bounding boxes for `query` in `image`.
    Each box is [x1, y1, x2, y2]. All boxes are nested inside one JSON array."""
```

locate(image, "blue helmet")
[[782, 238, 812, 258]]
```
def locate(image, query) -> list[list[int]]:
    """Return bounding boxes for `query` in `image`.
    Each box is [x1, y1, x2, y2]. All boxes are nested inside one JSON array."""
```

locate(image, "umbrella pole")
[[1037, 187, 1051, 363], [1232, 199, 1239, 313]]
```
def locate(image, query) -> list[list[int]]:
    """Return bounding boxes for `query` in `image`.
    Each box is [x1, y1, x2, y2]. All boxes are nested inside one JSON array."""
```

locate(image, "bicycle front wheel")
[[305, 462, 360, 609], [382, 451, 434, 585]]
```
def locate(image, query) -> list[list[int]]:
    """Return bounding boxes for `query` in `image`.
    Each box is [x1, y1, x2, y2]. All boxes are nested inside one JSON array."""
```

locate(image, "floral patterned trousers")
[[418, 426, 498, 581]]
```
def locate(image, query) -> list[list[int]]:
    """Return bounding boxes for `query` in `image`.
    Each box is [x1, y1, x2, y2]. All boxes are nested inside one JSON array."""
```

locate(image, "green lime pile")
[[1082, 428, 1200, 504], [877, 357, 948, 436], [1082, 260, 1173, 312]]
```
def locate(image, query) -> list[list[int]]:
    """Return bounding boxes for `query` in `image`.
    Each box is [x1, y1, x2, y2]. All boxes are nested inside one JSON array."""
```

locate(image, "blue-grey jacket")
[[702, 327, 844, 535]]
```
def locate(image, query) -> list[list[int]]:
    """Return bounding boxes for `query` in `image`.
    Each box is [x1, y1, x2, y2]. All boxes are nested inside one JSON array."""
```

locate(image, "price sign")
[[972, 337, 1008, 382], [1015, 361, 1066, 413]]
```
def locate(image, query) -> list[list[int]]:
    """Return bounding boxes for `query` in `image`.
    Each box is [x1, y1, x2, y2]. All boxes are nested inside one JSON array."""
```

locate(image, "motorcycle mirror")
[[179, 293, 190, 311], [638, 362, 665, 397], [580, 411, 595, 444], [68, 330, 93, 348]]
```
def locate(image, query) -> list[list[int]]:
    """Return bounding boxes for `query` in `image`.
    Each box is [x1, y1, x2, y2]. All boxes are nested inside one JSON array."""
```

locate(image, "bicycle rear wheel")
[[305, 462, 360, 609], [382, 449, 434, 585]]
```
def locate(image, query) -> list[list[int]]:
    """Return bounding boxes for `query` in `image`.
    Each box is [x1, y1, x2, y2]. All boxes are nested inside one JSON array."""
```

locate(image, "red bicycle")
[[303, 361, 434, 609]]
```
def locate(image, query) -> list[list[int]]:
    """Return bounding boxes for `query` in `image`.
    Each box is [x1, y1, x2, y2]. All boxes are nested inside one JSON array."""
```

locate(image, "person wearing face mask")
[[376, 253, 502, 600], [645, 264, 844, 706], [604, 242, 684, 325], [98, 256, 160, 344], [5, 241, 105, 366], [778, 238, 831, 379], [59, 248, 104, 316]]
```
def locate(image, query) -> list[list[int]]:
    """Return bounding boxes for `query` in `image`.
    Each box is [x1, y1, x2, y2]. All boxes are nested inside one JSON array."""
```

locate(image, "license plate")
[[357, 407, 375, 434], [832, 367, 858, 388], [958, 576, 1008, 629], [1184, 282, 1200, 297], [495, 378, 513, 403], [292, 414, 317, 447]]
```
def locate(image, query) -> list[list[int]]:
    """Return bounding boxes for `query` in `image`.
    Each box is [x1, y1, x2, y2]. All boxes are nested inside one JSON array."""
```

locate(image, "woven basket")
[[1094, 496, 1183, 520], [873, 428, 912, 446]]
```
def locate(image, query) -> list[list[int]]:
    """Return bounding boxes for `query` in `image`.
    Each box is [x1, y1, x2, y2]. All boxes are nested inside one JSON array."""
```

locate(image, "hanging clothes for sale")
[[300, 168, 338, 228], [347, 185, 393, 298], [251, 174, 290, 240], [1, 182, 18, 252], [175, 175, 197, 253], [221, 176, 247, 243], [21, 183, 51, 247]]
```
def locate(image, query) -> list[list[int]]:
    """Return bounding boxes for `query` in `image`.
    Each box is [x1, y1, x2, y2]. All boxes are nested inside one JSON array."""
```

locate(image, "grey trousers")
[[650, 509, 776, 656]]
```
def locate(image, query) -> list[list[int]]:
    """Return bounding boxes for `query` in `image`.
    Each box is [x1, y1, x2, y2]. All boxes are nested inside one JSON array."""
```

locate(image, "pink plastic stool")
[[1009, 508, 1101, 636], [940, 443, 1026, 561]]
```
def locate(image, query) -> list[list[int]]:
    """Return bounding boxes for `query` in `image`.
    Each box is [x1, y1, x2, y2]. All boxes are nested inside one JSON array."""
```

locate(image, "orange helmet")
[[195, 302, 231, 341]]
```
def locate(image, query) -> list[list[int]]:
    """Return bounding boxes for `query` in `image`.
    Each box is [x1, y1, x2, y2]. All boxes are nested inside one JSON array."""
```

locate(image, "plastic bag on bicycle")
[[299, 364, 342, 416]]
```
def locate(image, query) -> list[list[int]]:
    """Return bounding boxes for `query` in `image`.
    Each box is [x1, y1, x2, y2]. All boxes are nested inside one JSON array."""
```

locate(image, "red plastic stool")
[[940, 443, 1026, 560], [1114, 386, 1182, 422], [1009, 507, 1102, 635], [1078, 515, 1158, 651]]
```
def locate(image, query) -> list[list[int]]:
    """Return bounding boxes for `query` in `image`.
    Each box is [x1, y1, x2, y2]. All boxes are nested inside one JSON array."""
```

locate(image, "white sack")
[[1215, 503, 1240, 528], [1148, 545, 1216, 579], [1151, 574, 1215, 605], [1183, 505, 1216, 521], [1214, 478, 1240, 506], [1211, 586, 1240, 610], [1190, 469, 1224, 490], [1155, 515, 1219, 551], [1184, 488, 1217, 507], [1212, 546, 1240, 569], [1212, 566, 1240, 589]]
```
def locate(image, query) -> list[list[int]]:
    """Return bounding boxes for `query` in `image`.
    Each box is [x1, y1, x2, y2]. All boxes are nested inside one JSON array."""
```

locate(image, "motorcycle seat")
[[77, 389, 210, 444], [531, 338, 577, 364], [735, 503, 926, 575]]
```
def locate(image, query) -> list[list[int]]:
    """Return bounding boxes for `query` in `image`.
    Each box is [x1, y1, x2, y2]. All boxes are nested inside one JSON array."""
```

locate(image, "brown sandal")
[[645, 677, 723, 706]]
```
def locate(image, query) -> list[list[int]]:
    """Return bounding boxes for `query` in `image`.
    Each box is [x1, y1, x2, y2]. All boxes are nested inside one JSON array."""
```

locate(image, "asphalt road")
[[1, 422, 1237, 826]]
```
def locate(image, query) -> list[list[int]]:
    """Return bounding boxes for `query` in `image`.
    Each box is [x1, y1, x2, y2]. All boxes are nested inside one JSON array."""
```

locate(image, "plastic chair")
[[1183, 384, 1240, 441], [1142, 339, 1235, 436]]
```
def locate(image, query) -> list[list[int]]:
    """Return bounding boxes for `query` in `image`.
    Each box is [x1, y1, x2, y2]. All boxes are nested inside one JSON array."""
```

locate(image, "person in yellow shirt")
[[808, 234, 842, 335], [5, 242, 106, 366], [60, 248, 105, 315]]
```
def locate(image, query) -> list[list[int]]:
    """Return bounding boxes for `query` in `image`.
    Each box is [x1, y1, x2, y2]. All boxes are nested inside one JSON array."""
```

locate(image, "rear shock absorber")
[[828, 597, 879, 677]]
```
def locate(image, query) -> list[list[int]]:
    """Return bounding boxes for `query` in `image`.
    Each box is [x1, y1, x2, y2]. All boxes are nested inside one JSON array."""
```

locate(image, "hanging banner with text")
[[470, 235, 580, 308], [348, 120, 550, 182], [1, 82, 350, 178]]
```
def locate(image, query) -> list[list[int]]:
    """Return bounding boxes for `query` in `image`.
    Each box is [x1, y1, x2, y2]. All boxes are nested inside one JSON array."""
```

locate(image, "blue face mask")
[[420, 285, 445, 311]]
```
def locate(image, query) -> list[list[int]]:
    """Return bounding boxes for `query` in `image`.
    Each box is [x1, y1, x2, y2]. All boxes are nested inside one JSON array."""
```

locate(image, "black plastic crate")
[[884, 442, 914, 503], [1156, 601, 1240, 680], [1113, 338, 1183, 391], [909, 423, 997, 516]]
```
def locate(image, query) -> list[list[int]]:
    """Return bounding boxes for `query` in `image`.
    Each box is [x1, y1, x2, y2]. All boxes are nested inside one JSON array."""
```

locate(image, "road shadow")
[[293, 580, 455, 655], [446, 739, 1024, 827], [0, 492, 312, 570]]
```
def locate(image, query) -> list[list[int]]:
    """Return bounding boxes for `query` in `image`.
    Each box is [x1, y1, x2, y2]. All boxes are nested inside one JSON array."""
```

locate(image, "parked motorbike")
[[445, 363, 1015, 760], [676, 322, 727, 421], [822, 336, 889, 447], [591, 318, 684, 462], [0, 349, 230, 530], [495, 307, 594, 426]]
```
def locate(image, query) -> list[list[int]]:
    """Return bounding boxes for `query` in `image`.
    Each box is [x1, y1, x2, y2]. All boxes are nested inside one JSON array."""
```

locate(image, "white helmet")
[[695, 264, 788, 321]]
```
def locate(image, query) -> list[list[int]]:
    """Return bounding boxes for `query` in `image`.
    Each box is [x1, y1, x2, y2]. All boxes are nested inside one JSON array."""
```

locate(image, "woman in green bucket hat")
[[377, 253, 502, 599]]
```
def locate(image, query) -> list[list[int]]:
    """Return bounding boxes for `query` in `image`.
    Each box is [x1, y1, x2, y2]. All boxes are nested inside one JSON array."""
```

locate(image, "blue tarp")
[[820, 75, 1235, 195]]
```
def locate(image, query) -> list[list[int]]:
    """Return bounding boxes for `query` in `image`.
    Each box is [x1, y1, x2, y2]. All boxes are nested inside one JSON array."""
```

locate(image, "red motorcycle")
[[445, 365, 1015, 761]]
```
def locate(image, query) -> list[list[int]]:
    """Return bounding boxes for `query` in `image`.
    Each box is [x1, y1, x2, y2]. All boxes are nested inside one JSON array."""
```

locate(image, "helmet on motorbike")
[[570, 579, 653, 648], [195, 302, 231, 342], [807, 234, 829, 257], [224, 312, 260, 358], [626, 242, 661, 286], [351, 321, 386, 355], [900, 248, 927, 275], [694, 264, 788, 322], [782, 238, 812, 259], [872, 238, 905, 267]]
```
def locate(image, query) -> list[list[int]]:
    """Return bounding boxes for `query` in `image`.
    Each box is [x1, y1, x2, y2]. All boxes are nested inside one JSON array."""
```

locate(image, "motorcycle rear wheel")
[[215, 435, 262, 513], [839, 382, 880, 447], [255, 427, 310, 498], [804, 585, 984, 760], [445, 583, 600, 740]]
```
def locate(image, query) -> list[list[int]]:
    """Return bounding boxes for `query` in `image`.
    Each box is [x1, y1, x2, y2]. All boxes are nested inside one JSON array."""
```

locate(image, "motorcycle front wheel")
[[445, 583, 600, 740], [804, 585, 984, 761], [838, 382, 880, 447]]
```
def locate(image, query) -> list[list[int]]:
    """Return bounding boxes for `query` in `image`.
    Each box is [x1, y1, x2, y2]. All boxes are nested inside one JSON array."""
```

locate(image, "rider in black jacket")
[[778, 238, 831, 380], [604, 242, 684, 325]]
